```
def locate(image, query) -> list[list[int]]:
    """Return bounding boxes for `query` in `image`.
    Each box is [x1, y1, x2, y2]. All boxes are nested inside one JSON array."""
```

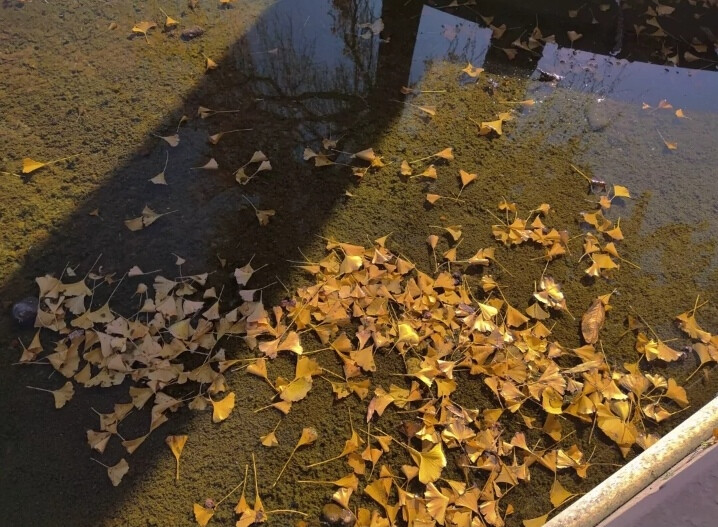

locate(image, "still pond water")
[[1, 1, 717, 526]]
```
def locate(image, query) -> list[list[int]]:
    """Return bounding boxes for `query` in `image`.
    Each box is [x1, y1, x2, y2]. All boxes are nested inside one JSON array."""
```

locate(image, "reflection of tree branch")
[[251, 75, 366, 103], [329, 0, 380, 90], [229, 1, 381, 141]]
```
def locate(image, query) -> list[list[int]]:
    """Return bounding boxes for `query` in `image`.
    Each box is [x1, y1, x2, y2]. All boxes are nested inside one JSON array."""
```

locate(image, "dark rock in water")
[[11, 297, 38, 328], [320, 503, 356, 527], [181, 26, 205, 40], [585, 102, 611, 132]]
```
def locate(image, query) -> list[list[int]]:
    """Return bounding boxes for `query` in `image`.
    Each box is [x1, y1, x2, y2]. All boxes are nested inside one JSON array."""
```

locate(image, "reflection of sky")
[[408, 5, 491, 85], [537, 43, 718, 112], [238, 0, 382, 97]]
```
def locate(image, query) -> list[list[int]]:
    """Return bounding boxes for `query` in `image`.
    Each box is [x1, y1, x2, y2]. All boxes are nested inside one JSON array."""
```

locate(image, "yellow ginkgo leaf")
[[279, 376, 312, 402], [193, 503, 215, 527], [22, 154, 79, 174], [479, 119, 503, 136], [523, 513, 549, 527], [165, 435, 188, 480], [132, 20, 157, 36], [107, 458, 129, 486], [462, 62, 484, 78], [261, 431, 279, 447], [613, 184, 630, 198], [87, 430, 112, 453], [397, 323, 419, 345], [22, 158, 47, 174], [549, 479, 574, 507], [27, 381, 75, 409], [459, 169, 477, 189], [211, 392, 236, 423], [274, 427, 318, 486], [425, 482, 449, 524], [400, 160, 412, 176], [409, 443, 446, 484]]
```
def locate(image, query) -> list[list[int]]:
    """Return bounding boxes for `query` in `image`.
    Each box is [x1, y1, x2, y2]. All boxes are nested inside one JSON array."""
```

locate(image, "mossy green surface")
[[1, 1, 717, 526]]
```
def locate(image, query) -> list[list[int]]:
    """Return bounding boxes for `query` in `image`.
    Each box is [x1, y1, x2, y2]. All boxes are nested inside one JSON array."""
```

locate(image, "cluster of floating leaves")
[[19, 189, 708, 523], [226, 214, 701, 526], [17, 256, 274, 486]]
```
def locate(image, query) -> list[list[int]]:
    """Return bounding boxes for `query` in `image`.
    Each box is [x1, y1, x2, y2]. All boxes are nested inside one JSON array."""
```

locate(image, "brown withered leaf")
[[581, 298, 605, 344]]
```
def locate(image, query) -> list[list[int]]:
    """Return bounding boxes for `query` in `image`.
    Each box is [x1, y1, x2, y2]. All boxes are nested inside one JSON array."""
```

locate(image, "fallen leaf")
[[166, 435, 188, 480], [192, 158, 219, 170], [459, 169, 477, 189], [211, 392, 236, 423], [549, 479, 574, 507], [426, 194, 441, 205], [462, 62, 484, 78], [274, 427, 318, 486], [400, 160, 413, 176], [22, 154, 79, 174], [27, 381, 74, 409], [567, 30, 582, 43], [409, 443, 446, 484], [159, 134, 179, 147], [193, 503, 214, 527], [132, 21, 157, 39], [107, 458, 129, 486], [581, 298, 605, 344]]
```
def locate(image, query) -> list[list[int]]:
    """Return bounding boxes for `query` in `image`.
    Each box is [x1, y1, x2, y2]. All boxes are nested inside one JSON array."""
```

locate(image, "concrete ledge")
[[545, 397, 718, 527]]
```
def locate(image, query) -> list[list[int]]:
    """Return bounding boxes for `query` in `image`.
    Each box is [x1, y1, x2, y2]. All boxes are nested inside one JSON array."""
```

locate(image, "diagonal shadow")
[[0, 1, 429, 525]]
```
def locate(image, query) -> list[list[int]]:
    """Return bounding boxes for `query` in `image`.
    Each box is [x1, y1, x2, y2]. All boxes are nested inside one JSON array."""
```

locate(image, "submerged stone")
[[11, 297, 38, 328], [180, 26, 205, 40], [320, 503, 356, 527]]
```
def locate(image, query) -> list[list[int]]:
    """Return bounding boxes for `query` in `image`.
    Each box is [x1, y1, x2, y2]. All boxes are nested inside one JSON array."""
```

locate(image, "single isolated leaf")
[[193, 503, 215, 527], [567, 30, 582, 42], [22, 154, 79, 174], [274, 427, 318, 486], [159, 134, 179, 147], [107, 458, 130, 486], [211, 392, 236, 423], [479, 119, 502, 136], [192, 158, 219, 170], [459, 169, 477, 188], [22, 158, 47, 174], [462, 62, 484, 77], [581, 298, 605, 344], [132, 21, 157, 37], [27, 381, 75, 409], [426, 193, 441, 205], [400, 160, 412, 176], [550, 479, 574, 507], [166, 435, 188, 480]]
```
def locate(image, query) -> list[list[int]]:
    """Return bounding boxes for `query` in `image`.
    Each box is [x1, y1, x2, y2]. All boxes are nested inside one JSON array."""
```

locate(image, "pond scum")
[[17, 110, 717, 526]]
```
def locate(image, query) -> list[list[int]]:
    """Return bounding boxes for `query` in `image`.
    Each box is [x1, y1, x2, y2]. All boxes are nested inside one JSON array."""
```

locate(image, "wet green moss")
[[1, 2, 718, 527]]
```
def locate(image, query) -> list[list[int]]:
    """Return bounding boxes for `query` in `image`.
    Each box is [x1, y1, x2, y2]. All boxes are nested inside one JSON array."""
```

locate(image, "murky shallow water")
[[1, 1, 717, 526]]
